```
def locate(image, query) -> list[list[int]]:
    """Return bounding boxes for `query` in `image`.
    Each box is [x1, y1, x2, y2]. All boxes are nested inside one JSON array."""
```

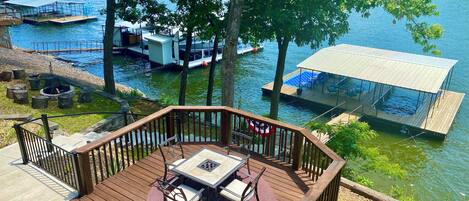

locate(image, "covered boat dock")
[[6, 0, 96, 24], [262, 44, 465, 137]]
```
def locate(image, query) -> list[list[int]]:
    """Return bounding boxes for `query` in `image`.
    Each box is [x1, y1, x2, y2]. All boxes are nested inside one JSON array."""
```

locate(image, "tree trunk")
[[179, 28, 193, 105], [103, 0, 116, 95], [206, 32, 219, 106], [221, 0, 244, 107], [269, 38, 290, 120]]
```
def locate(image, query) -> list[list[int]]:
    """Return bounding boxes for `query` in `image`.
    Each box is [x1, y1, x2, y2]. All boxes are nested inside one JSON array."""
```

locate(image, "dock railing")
[[16, 106, 345, 201]]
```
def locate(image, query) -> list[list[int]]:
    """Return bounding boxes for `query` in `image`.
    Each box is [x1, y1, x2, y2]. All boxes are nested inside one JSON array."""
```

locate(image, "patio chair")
[[227, 131, 253, 175], [156, 177, 204, 201], [220, 167, 267, 201], [158, 136, 186, 180]]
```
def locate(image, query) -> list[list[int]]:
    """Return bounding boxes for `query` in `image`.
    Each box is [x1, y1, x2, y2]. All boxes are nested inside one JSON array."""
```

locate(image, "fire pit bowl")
[[40, 85, 75, 100]]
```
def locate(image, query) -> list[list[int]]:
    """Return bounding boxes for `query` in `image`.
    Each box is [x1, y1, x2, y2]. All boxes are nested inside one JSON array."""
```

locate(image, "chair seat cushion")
[[220, 179, 254, 201], [169, 184, 200, 201], [168, 158, 186, 170]]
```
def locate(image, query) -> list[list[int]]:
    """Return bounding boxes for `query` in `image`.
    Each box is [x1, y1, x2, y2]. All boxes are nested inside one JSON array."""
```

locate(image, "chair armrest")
[[189, 188, 205, 201], [168, 176, 179, 185], [220, 186, 242, 198]]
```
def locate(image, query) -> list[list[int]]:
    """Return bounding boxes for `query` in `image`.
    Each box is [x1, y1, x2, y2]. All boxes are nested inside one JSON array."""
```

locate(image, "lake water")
[[9, 0, 469, 200]]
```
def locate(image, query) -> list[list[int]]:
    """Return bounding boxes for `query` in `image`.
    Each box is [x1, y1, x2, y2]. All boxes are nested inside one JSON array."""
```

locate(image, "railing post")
[[13, 124, 28, 164], [292, 131, 304, 170], [220, 110, 232, 145], [166, 112, 175, 138], [41, 114, 53, 152], [75, 151, 94, 196], [123, 111, 128, 126]]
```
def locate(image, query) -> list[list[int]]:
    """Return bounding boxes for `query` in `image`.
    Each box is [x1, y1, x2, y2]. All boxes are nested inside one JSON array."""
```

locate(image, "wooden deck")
[[23, 16, 97, 25], [262, 70, 464, 137], [76, 143, 312, 201]]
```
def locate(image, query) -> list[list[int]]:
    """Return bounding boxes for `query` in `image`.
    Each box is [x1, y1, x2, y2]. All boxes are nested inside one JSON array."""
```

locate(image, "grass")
[[127, 98, 162, 116], [0, 80, 121, 148]]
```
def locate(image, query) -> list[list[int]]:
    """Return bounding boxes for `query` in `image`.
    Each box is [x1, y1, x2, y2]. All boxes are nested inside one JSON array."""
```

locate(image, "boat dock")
[[263, 45, 465, 138]]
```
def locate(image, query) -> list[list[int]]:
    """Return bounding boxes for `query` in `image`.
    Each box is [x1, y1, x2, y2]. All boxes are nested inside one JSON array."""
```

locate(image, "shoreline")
[[0, 47, 138, 94]]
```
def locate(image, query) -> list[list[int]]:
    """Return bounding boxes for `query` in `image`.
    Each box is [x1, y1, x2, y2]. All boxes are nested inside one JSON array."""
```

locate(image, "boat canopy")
[[297, 44, 458, 94]]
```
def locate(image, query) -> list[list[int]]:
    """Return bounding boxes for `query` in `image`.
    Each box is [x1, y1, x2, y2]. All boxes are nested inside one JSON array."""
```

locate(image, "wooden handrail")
[[74, 106, 173, 153], [302, 160, 346, 201]]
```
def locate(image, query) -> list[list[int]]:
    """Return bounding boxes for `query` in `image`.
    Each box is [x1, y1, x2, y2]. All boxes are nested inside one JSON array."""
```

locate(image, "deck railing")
[[14, 125, 82, 191], [71, 106, 345, 200]]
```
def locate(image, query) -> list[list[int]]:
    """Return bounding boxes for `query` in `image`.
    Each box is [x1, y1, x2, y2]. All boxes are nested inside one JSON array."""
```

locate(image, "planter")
[[13, 89, 29, 104], [0, 71, 13, 82], [6, 84, 26, 99], [12, 69, 26, 79], [28, 77, 41, 90], [58, 94, 73, 109], [32, 96, 49, 109]]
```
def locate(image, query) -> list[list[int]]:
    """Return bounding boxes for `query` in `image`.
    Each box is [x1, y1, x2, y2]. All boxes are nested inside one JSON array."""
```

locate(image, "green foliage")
[[306, 121, 407, 188], [241, 0, 443, 55], [356, 175, 374, 188], [390, 185, 416, 201], [116, 0, 173, 33], [159, 93, 177, 107]]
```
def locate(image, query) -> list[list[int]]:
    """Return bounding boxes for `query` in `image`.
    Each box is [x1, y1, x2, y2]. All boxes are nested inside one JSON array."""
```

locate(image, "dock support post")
[[424, 93, 434, 129], [358, 80, 363, 101], [416, 91, 421, 112]]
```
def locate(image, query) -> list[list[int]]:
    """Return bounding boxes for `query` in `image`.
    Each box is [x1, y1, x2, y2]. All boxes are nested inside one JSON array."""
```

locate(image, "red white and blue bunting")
[[246, 118, 276, 138]]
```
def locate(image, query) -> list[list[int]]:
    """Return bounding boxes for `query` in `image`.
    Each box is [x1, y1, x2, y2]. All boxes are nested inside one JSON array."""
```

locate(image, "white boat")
[[113, 21, 262, 69]]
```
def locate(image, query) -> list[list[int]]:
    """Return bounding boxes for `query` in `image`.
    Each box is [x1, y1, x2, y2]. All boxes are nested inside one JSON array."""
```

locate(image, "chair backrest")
[[158, 136, 184, 163], [229, 131, 253, 156], [242, 167, 266, 200], [156, 179, 188, 201]]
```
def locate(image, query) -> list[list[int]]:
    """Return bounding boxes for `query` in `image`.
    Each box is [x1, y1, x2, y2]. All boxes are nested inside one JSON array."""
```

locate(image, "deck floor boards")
[[77, 143, 312, 201]]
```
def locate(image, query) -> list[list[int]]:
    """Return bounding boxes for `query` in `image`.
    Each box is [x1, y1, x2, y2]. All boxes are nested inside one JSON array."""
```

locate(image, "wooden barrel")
[[13, 89, 29, 104], [12, 69, 26, 79], [32, 96, 49, 109], [78, 89, 93, 103], [28, 77, 41, 90], [6, 84, 26, 99], [0, 71, 13, 82], [58, 94, 73, 109]]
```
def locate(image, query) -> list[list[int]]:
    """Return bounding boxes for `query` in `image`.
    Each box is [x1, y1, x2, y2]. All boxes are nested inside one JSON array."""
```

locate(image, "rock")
[[78, 89, 93, 103], [32, 95, 49, 109], [28, 77, 41, 90], [12, 69, 26, 79], [0, 71, 13, 82], [13, 89, 29, 104], [58, 94, 73, 109]]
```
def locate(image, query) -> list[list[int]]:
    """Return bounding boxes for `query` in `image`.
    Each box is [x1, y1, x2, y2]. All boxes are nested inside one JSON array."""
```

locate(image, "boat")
[[113, 21, 262, 69]]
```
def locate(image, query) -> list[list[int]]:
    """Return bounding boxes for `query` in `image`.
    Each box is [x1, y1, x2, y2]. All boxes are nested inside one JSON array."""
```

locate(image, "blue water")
[[9, 0, 469, 200]]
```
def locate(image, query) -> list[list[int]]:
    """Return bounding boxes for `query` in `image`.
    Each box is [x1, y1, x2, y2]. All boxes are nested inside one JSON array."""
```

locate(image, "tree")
[[241, 0, 443, 120], [171, 0, 220, 105], [221, 0, 244, 107], [103, 0, 117, 95], [201, 1, 225, 106]]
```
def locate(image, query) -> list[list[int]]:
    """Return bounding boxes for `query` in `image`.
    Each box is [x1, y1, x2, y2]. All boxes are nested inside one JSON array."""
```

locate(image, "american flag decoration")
[[246, 118, 276, 138]]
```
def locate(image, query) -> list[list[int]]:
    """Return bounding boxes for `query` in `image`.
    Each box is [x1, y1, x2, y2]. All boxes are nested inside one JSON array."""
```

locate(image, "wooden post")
[[14, 124, 29, 164], [166, 112, 175, 138], [76, 151, 94, 196], [220, 110, 232, 145], [292, 131, 304, 170], [41, 114, 53, 152]]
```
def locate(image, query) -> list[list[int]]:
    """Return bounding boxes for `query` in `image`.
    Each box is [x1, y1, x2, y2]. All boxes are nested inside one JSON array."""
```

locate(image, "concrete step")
[[0, 114, 32, 121], [52, 132, 110, 151]]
